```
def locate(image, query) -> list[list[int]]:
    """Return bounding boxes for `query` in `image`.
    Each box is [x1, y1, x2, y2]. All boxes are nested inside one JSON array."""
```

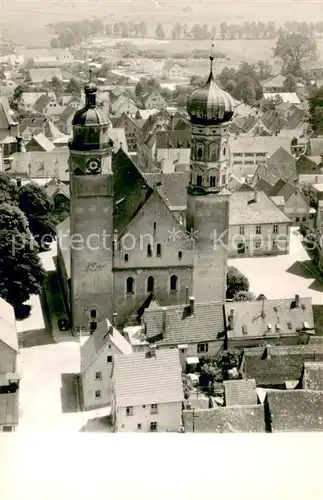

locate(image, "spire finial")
[[207, 40, 215, 82], [89, 68, 92, 83]]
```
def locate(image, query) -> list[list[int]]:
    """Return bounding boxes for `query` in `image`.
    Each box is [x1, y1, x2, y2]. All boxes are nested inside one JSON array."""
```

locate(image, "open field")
[[2, 0, 323, 47]]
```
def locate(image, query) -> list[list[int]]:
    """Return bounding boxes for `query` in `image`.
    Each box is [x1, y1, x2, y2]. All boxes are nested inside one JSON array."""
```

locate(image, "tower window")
[[124, 253, 129, 262], [170, 275, 178, 291], [90, 309, 97, 319], [147, 276, 155, 293], [156, 243, 161, 257], [153, 221, 156, 231], [210, 176, 216, 187], [178, 251, 182, 260], [126, 277, 134, 294], [223, 147, 226, 156], [196, 175, 202, 187], [147, 244, 152, 257], [197, 147, 203, 159]]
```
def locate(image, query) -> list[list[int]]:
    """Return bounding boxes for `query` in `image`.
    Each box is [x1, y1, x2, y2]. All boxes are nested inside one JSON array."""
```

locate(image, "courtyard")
[[229, 229, 323, 304]]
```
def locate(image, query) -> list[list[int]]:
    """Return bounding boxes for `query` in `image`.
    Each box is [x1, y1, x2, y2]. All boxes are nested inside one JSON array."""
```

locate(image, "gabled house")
[[20, 92, 56, 112], [154, 129, 191, 173], [111, 346, 184, 432], [269, 179, 310, 224], [58, 106, 75, 135], [80, 318, 132, 410], [144, 171, 188, 221], [26, 132, 55, 152], [45, 179, 70, 212], [261, 74, 286, 93], [110, 95, 138, 118], [113, 112, 140, 152], [141, 89, 167, 110], [143, 298, 225, 369], [162, 60, 184, 79], [225, 295, 314, 349], [228, 189, 291, 257], [0, 97, 19, 141], [19, 117, 65, 142], [33, 94, 63, 120], [296, 154, 323, 184]]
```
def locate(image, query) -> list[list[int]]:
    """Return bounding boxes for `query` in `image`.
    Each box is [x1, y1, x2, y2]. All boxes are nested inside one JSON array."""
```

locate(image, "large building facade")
[[59, 59, 235, 334]]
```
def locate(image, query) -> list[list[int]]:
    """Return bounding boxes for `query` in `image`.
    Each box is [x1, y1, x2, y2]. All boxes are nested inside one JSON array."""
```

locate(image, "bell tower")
[[186, 49, 235, 304], [68, 72, 114, 334]]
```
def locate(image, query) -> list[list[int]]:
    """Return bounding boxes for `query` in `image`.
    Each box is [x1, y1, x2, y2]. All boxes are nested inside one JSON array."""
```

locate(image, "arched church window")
[[209, 143, 219, 162], [178, 251, 182, 260], [223, 147, 226, 156], [197, 147, 203, 159], [170, 275, 178, 291], [156, 243, 161, 257], [210, 176, 217, 187], [196, 175, 202, 187], [124, 253, 129, 262], [126, 277, 134, 294], [90, 309, 97, 319], [147, 276, 155, 293], [147, 244, 152, 257]]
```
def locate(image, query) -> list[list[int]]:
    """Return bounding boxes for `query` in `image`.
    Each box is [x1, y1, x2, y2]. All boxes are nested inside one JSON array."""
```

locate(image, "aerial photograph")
[[1, 0, 323, 435]]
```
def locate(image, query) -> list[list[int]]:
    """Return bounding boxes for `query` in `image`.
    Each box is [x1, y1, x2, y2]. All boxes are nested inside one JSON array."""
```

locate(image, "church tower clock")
[[68, 74, 114, 334], [186, 51, 235, 304]]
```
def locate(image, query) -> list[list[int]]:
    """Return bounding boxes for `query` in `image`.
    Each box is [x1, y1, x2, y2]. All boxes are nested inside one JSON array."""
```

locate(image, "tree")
[[98, 62, 112, 79], [301, 182, 318, 209], [50, 76, 64, 97], [17, 183, 57, 251], [0, 203, 45, 316], [155, 24, 166, 40], [283, 74, 297, 92], [0, 174, 18, 204], [273, 33, 317, 76], [308, 85, 323, 134], [260, 94, 283, 112], [233, 291, 256, 301], [66, 77, 82, 96], [199, 349, 241, 390], [226, 266, 250, 299]]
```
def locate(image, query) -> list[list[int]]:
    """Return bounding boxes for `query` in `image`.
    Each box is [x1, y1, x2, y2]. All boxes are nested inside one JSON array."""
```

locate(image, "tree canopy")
[[308, 85, 323, 135], [273, 33, 317, 76], [226, 266, 250, 299]]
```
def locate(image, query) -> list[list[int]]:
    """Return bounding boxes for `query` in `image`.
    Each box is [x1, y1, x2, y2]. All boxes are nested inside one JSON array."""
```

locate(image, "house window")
[[137, 423, 142, 430], [90, 309, 97, 319], [273, 224, 278, 234], [126, 277, 134, 294], [126, 406, 133, 416], [107, 355, 112, 363], [296, 217, 300, 222], [170, 274, 178, 291], [210, 176, 216, 187], [151, 404, 158, 414], [124, 253, 129, 262], [147, 276, 155, 293], [150, 421, 158, 432], [272, 240, 278, 249], [95, 390, 101, 399], [255, 241, 261, 249], [196, 175, 202, 186], [2, 426, 12, 432], [239, 226, 244, 235], [153, 221, 156, 231], [221, 175, 226, 185], [197, 342, 208, 353], [178, 251, 182, 260], [95, 371, 101, 380], [256, 225, 261, 235], [147, 244, 152, 257], [156, 243, 161, 257]]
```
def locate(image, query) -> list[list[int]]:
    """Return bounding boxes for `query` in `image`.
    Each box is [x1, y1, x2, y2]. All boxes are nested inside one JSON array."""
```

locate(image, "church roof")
[[187, 56, 235, 126]]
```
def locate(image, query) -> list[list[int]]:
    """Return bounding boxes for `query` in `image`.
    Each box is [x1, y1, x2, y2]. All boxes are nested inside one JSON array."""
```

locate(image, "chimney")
[[112, 312, 117, 326], [185, 286, 189, 304], [189, 296, 195, 315], [295, 294, 300, 307], [147, 344, 156, 358], [16, 136, 22, 153], [162, 307, 167, 333], [108, 325, 113, 336], [253, 190, 258, 202], [229, 309, 234, 330]]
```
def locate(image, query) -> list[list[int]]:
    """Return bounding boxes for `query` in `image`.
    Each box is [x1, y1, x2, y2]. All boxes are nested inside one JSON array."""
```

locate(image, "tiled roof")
[[308, 138, 323, 157], [229, 190, 290, 225], [33, 94, 53, 113], [226, 297, 314, 340], [27, 132, 55, 152], [261, 110, 287, 134], [254, 177, 274, 194], [0, 97, 17, 129], [266, 390, 323, 432], [28, 68, 62, 83], [262, 74, 286, 89], [111, 95, 138, 115], [156, 130, 191, 149], [109, 128, 128, 154], [59, 106, 75, 123], [8, 150, 70, 181], [144, 301, 225, 346], [45, 182, 70, 199], [0, 390, 19, 426], [269, 179, 305, 204], [223, 379, 258, 407], [263, 92, 300, 104], [113, 349, 184, 407], [144, 171, 188, 209], [242, 345, 323, 386], [296, 155, 323, 175], [229, 136, 291, 155], [301, 362, 323, 390], [270, 195, 285, 207], [183, 404, 265, 433], [309, 336, 323, 345], [0, 297, 18, 354], [81, 318, 132, 372]]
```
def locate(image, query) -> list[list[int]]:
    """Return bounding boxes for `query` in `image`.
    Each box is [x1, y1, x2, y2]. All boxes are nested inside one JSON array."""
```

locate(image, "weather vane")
[[89, 68, 92, 82]]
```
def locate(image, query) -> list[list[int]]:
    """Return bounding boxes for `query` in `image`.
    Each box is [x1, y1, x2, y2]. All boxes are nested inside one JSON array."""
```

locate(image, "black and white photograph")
[[1, 0, 323, 497]]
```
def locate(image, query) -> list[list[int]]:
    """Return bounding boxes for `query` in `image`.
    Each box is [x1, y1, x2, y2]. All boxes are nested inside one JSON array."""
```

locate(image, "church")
[[56, 55, 236, 334]]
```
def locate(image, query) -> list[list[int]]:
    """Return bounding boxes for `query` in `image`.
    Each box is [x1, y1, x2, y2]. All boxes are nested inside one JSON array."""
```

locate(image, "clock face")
[[86, 158, 101, 175]]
